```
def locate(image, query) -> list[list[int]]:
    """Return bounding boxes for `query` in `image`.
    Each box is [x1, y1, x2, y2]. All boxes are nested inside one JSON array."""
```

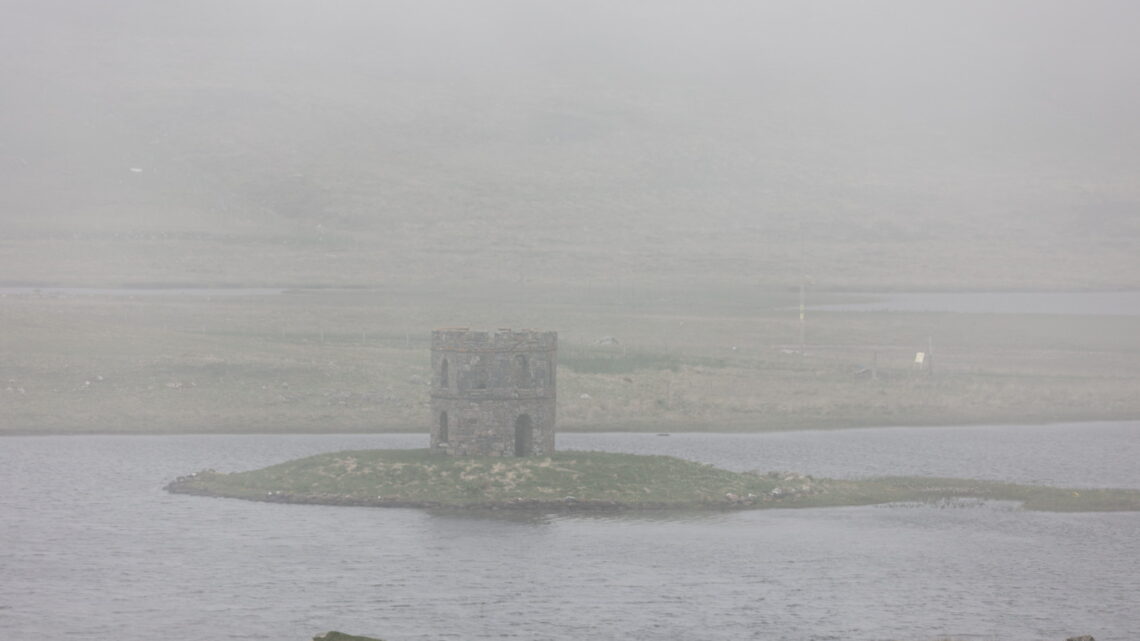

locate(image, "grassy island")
[[166, 449, 1140, 512], [314, 634, 383, 641]]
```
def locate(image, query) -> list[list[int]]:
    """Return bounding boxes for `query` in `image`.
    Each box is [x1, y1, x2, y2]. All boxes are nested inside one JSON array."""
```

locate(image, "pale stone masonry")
[[429, 328, 557, 456]]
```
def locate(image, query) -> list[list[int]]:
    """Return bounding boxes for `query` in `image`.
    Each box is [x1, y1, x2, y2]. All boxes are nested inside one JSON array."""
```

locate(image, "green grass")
[[788, 476, 1140, 512], [169, 449, 780, 508], [560, 348, 683, 374], [313, 633, 384, 641], [166, 449, 1140, 512]]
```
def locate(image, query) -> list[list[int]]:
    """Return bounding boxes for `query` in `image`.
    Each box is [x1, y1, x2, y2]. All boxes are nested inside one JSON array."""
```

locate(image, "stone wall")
[[429, 329, 557, 456]]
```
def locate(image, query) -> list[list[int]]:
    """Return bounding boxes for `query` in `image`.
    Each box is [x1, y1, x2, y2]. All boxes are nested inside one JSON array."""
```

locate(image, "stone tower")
[[430, 328, 557, 456]]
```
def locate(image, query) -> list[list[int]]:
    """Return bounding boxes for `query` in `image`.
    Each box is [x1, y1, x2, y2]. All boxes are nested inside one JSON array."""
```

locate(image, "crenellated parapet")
[[431, 328, 557, 353]]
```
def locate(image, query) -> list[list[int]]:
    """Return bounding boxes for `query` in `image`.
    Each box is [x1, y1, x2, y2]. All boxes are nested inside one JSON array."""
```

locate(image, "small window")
[[440, 359, 449, 388], [513, 354, 530, 387], [474, 355, 488, 389], [439, 412, 449, 443]]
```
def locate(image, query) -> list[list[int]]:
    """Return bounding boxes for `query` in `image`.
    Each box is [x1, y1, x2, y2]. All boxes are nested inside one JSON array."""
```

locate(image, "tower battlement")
[[431, 328, 557, 353]]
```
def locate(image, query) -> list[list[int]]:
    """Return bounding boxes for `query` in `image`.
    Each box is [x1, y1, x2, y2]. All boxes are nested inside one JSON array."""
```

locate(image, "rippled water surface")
[[2, 423, 1138, 641]]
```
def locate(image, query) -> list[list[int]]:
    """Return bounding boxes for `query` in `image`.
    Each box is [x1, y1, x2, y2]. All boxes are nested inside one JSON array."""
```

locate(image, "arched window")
[[513, 354, 529, 387], [439, 412, 449, 443], [440, 358, 449, 388]]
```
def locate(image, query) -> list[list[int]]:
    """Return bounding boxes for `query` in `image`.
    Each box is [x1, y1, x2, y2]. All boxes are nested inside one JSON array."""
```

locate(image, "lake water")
[[807, 291, 1140, 316], [2, 422, 1138, 641], [0, 287, 286, 297]]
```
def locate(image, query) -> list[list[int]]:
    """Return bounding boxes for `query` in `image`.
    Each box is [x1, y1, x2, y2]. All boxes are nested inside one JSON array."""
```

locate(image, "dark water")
[[807, 291, 1140, 315], [2, 423, 1138, 641]]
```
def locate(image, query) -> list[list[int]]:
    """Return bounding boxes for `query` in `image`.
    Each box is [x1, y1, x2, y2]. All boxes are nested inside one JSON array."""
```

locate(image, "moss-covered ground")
[[166, 449, 1140, 512]]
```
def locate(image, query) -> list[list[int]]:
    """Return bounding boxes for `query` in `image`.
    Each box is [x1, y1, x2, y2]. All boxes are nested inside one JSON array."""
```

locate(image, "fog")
[[2, 0, 1138, 291], [3, 4, 1140, 640]]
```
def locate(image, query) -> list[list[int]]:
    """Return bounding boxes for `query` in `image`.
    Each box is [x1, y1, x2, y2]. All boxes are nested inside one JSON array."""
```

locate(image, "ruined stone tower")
[[430, 328, 557, 456]]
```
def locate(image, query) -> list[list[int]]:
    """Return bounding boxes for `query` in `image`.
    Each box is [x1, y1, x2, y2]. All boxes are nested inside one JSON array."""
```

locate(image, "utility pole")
[[798, 222, 807, 356], [799, 281, 806, 356], [927, 336, 934, 377]]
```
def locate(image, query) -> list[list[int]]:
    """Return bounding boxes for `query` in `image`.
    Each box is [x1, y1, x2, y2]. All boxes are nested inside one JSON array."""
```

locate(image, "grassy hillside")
[[3, 289, 1138, 434]]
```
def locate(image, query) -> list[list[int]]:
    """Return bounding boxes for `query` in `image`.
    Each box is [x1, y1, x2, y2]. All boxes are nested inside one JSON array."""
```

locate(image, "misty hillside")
[[3, 0, 1138, 291]]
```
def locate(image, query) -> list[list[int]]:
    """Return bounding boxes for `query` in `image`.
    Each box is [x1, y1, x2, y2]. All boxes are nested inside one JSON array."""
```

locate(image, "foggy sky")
[[7, 1, 1138, 166], [2, 0, 1138, 289]]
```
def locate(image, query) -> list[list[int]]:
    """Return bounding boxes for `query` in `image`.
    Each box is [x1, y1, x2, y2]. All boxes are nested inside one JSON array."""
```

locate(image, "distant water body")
[[2, 422, 1138, 641], [5, 288, 1140, 316], [808, 291, 1140, 315], [0, 287, 286, 297]]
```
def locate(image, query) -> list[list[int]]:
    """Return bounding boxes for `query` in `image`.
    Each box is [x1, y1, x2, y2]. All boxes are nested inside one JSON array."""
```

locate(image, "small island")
[[166, 448, 1140, 512], [313, 633, 384, 641]]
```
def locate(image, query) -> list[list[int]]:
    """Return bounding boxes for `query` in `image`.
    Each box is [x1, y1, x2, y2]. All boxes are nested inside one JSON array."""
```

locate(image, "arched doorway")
[[439, 411, 449, 444], [514, 414, 533, 456]]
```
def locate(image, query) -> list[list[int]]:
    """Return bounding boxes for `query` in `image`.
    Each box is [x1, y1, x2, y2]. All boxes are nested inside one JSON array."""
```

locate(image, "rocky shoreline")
[[167, 478, 638, 511], [162, 450, 1140, 513], [165, 474, 762, 512]]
